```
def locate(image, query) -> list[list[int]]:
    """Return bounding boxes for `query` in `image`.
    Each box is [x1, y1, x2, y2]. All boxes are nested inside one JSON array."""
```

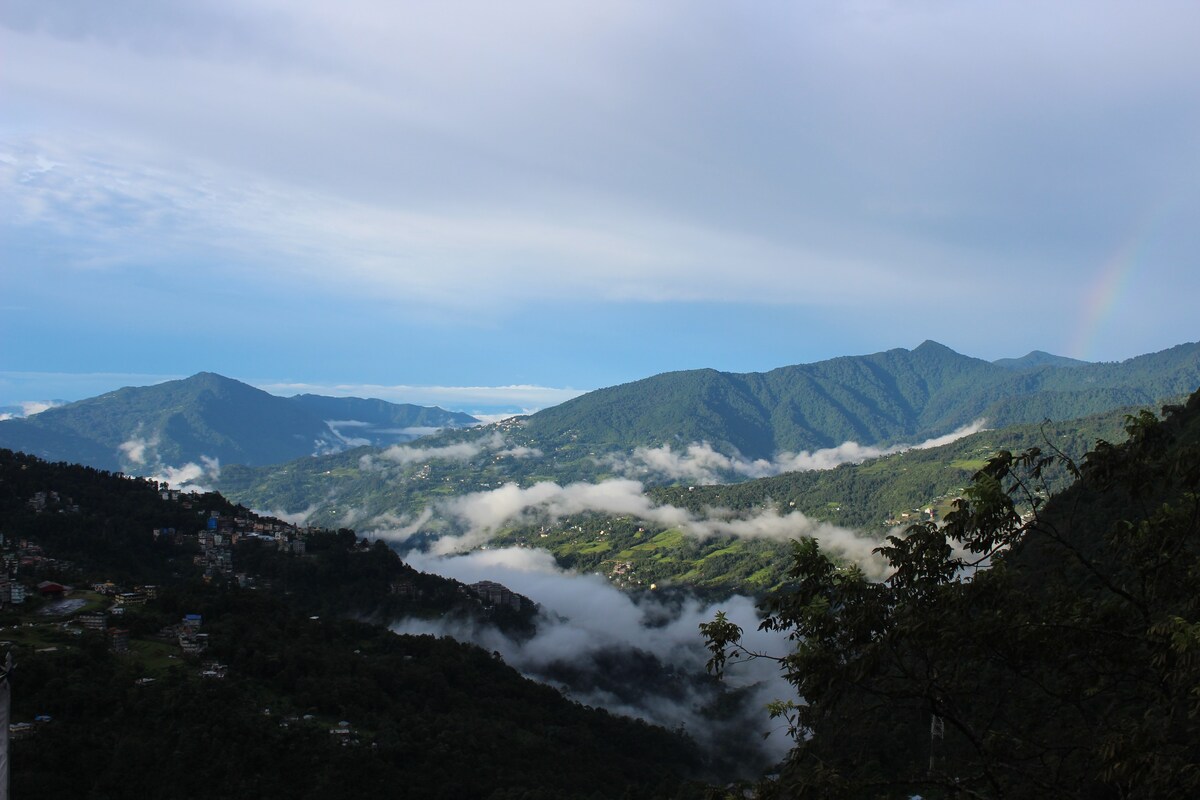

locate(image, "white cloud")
[[612, 421, 988, 484], [257, 380, 585, 413], [362, 431, 542, 469], [398, 546, 796, 762], [117, 434, 157, 467], [365, 508, 435, 541], [0, 399, 62, 419], [7, 2, 1197, 324], [19, 400, 61, 416], [114, 427, 220, 491], [148, 455, 221, 493], [261, 504, 320, 527], [324, 420, 372, 448], [369, 476, 890, 578], [1, 2, 1198, 369]]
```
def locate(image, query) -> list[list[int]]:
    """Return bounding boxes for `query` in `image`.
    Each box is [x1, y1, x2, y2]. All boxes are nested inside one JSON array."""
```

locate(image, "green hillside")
[[0, 449, 707, 798], [488, 408, 1135, 596], [214, 341, 1200, 532], [0, 373, 477, 473], [992, 349, 1089, 369], [289, 393, 478, 429], [523, 340, 1200, 458], [701, 393, 1200, 797]]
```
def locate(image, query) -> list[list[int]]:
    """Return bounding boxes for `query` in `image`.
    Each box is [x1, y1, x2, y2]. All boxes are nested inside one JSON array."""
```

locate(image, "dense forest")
[[486, 408, 1135, 597], [703, 390, 1200, 797], [6, 379, 1200, 796], [208, 341, 1199, 528], [0, 449, 706, 798]]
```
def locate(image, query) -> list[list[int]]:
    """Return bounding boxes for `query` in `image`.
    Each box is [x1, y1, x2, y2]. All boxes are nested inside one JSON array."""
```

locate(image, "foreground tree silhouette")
[[703, 392, 1200, 799]]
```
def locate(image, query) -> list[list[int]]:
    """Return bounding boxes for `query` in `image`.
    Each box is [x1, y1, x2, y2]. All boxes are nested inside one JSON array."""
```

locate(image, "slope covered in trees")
[[483, 407, 1132, 597], [0, 450, 706, 798], [651, 406, 1132, 529], [0, 373, 477, 473], [703, 390, 1200, 797], [523, 340, 1200, 458]]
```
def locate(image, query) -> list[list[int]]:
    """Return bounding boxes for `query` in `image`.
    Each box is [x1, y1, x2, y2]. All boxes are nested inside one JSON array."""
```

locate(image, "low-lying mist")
[[369, 475, 892, 578], [397, 547, 797, 772], [608, 421, 987, 484]]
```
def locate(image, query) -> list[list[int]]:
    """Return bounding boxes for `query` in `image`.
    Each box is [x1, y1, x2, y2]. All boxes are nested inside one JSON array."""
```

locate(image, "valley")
[[3, 340, 1198, 797]]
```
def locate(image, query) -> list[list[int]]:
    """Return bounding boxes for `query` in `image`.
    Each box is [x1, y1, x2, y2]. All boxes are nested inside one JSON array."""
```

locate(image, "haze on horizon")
[[3, 1, 1198, 410]]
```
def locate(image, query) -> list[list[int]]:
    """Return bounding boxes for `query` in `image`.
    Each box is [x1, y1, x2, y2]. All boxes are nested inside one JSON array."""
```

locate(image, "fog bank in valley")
[[397, 547, 797, 769]]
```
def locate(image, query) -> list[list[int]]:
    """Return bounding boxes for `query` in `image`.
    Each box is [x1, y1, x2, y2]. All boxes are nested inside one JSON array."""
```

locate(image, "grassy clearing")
[[633, 529, 684, 551], [699, 542, 746, 562], [129, 639, 185, 674]]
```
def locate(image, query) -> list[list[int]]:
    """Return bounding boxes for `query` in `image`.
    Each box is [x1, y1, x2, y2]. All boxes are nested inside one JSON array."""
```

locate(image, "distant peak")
[[993, 351, 1089, 370], [912, 340, 957, 354], [188, 371, 231, 381]]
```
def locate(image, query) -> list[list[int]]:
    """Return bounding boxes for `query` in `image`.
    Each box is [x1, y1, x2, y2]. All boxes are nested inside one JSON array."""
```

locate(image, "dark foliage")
[[0, 449, 705, 799], [703, 390, 1200, 798]]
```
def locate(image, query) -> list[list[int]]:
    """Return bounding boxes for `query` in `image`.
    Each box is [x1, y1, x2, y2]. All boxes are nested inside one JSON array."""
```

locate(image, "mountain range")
[[4, 341, 1198, 502], [0, 372, 478, 473], [202, 340, 1200, 535], [519, 339, 1200, 459]]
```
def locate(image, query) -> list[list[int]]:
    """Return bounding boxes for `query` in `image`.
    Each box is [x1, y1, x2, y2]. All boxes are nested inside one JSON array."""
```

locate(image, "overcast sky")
[[3, 1, 1198, 412]]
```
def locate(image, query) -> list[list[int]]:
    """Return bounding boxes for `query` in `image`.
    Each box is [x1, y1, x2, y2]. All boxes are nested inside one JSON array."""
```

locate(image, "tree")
[[702, 392, 1200, 798]]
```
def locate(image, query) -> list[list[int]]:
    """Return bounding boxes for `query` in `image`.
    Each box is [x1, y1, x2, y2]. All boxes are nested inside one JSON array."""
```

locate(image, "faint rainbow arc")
[[1066, 190, 1179, 361], [1068, 243, 1139, 361]]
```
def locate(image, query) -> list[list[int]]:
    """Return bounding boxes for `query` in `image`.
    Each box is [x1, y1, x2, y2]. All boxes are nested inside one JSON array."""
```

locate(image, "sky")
[[3, 1, 1199, 413]]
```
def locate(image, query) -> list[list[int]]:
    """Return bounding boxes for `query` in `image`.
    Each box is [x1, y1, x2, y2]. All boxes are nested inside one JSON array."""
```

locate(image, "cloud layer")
[[399, 547, 797, 764], [4, 0, 1199, 380], [611, 421, 988, 483], [116, 433, 221, 492], [370, 475, 890, 578], [361, 431, 542, 470]]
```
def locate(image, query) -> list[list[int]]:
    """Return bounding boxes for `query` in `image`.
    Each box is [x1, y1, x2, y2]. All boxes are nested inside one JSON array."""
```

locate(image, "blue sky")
[[3, 1, 1199, 414]]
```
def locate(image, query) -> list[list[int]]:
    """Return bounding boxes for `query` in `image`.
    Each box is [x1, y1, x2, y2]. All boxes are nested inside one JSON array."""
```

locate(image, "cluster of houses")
[[0, 534, 80, 607], [1, 492, 334, 742], [886, 507, 940, 527], [27, 490, 79, 514], [77, 584, 164, 655], [92, 580, 159, 606], [470, 580, 526, 611], [153, 510, 312, 582]]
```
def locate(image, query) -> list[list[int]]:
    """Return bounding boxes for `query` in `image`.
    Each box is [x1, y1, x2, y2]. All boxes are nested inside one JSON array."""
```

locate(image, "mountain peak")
[[913, 340, 957, 354], [993, 351, 1089, 370], [185, 371, 250, 387]]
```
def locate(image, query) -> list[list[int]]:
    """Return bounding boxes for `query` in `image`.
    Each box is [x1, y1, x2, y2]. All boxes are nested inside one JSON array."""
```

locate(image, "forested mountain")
[[991, 349, 1089, 370], [486, 407, 1135, 596], [6, 342, 1196, 483], [701, 390, 1200, 797], [289, 393, 477, 432], [647, 406, 1133, 529], [211, 341, 1199, 533], [0, 373, 478, 473], [522, 340, 1200, 458], [0, 449, 707, 798]]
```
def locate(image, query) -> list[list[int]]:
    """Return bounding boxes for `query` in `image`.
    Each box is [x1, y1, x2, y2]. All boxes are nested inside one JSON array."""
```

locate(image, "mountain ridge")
[[211, 340, 1200, 533], [4, 340, 1198, 490], [0, 373, 479, 473], [521, 340, 1200, 459]]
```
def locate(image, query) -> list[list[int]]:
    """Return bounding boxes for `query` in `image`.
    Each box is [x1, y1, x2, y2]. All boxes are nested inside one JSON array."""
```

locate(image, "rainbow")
[[1067, 192, 1179, 361], [1068, 242, 1139, 361]]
